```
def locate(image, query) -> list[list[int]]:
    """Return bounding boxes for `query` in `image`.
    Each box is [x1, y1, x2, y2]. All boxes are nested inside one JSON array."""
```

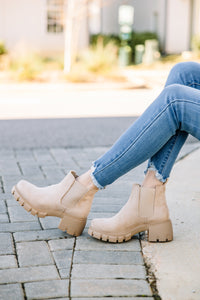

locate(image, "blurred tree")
[[64, 0, 92, 74], [64, 0, 114, 74]]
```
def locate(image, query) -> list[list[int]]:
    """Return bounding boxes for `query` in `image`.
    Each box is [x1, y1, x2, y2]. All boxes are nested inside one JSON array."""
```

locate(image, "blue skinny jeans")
[[91, 62, 200, 189]]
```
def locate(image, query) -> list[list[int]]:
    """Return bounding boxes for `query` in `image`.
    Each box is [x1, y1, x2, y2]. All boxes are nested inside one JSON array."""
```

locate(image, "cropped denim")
[[91, 62, 200, 189]]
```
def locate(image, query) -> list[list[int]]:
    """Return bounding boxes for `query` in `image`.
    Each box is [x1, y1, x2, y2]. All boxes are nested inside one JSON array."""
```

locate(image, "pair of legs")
[[79, 62, 200, 191], [13, 62, 200, 242]]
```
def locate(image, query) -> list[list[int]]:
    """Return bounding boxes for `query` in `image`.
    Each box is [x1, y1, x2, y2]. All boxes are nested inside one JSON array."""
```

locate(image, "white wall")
[[165, 0, 191, 53], [192, 0, 200, 36], [0, 0, 89, 54], [0, 0, 5, 43], [0, 0, 64, 53]]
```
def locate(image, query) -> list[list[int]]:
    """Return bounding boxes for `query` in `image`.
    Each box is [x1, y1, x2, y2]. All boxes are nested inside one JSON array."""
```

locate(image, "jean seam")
[[93, 98, 200, 176], [156, 133, 179, 175]]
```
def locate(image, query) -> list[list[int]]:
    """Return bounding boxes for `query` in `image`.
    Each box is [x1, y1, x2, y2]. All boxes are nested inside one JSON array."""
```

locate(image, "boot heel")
[[58, 214, 86, 237], [148, 219, 173, 242]]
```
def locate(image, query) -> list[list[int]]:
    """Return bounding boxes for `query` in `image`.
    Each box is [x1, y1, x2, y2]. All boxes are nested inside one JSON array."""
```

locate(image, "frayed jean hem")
[[90, 165, 105, 190], [144, 161, 167, 183]]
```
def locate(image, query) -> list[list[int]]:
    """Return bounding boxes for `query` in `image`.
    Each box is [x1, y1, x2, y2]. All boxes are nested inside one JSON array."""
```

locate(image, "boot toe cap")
[[15, 180, 36, 199], [90, 217, 116, 233], [17, 179, 33, 190], [91, 218, 105, 231]]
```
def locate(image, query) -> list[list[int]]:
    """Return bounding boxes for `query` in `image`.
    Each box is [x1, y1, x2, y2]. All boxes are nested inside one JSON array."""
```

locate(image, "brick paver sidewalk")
[[1, 142, 199, 299], [0, 147, 155, 299]]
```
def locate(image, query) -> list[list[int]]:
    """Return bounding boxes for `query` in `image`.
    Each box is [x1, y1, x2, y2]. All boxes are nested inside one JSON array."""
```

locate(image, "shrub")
[[41, 55, 64, 70], [80, 37, 118, 73], [0, 41, 7, 55], [90, 31, 159, 63], [10, 53, 44, 81], [191, 35, 200, 54], [90, 34, 121, 48]]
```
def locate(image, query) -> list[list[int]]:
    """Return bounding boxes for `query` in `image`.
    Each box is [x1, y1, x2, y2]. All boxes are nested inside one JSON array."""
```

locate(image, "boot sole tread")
[[88, 219, 173, 243]]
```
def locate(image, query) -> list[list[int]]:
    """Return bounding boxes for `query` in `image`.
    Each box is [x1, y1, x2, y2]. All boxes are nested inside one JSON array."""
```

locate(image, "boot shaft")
[[130, 184, 170, 222]]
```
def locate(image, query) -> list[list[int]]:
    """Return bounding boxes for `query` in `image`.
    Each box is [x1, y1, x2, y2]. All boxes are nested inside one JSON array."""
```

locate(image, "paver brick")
[[0, 149, 15, 159], [18, 162, 43, 176], [2, 174, 24, 193], [71, 279, 152, 297], [96, 189, 130, 199], [76, 236, 141, 251], [40, 216, 60, 229], [72, 264, 146, 279], [93, 196, 127, 205], [59, 268, 70, 279], [0, 255, 18, 269], [14, 229, 70, 242], [74, 250, 143, 265], [0, 213, 9, 222], [50, 148, 75, 167], [17, 241, 54, 267], [33, 149, 56, 164], [72, 298, 153, 300], [8, 206, 37, 222], [0, 162, 21, 176], [6, 199, 21, 206], [0, 265, 59, 284], [0, 283, 24, 300], [0, 193, 11, 200], [25, 280, 69, 299], [41, 166, 65, 179], [52, 250, 72, 270], [90, 203, 121, 213], [0, 221, 41, 232], [15, 149, 35, 162], [2, 174, 25, 184], [0, 200, 7, 213], [0, 232, 14, 254], [48, 238, 74, 251], [47, 298, 69, 300]]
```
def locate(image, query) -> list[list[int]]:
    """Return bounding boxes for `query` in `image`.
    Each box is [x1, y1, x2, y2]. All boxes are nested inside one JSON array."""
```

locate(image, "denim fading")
[[91, 62, 200, 189]]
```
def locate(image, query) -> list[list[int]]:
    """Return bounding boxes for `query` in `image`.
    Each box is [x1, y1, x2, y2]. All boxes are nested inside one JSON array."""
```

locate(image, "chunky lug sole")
[[88, 219, 173, 243], [58, 214, 86, 236], [12, 186, 86, 237], [148, 219, 173, 242]]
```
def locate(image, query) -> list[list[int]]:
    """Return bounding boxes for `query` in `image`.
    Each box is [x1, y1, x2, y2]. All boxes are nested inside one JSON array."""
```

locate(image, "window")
[[47, 0, 65, 33]]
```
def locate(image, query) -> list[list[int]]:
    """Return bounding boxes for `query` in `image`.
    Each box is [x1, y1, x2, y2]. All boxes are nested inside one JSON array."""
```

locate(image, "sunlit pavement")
[[0, 82, 197, 149], [0, 82, 162, 119]]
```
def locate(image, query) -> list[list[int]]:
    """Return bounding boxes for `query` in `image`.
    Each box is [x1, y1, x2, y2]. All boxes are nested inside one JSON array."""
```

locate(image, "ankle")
[[142, 170, 164, 188], [76, 169, 98, 191]]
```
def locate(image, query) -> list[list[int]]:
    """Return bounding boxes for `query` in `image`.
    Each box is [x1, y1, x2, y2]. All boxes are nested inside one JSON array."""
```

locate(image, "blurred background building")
[[0, 0, 199, 55]]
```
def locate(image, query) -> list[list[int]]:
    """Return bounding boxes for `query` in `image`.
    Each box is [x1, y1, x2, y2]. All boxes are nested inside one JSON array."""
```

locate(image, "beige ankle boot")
[[88, 183, 173, 243], [12, 171, 98, 236]]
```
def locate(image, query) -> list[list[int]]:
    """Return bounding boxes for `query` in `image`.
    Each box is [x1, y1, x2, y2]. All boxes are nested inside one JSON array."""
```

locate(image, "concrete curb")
[[141, 146, 200, 300]]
